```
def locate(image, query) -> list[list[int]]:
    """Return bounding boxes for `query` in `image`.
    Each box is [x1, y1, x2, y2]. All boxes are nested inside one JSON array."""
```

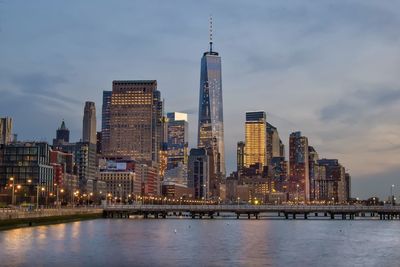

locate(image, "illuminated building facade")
[[244, 111, 267, 172], [289, 131, 310, 202], [0, 142, 54, 204], [105, 80, 163, 164], [317, 159, 347, 203]]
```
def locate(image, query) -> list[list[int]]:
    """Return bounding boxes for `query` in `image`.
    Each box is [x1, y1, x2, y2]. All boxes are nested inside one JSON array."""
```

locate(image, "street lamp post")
[[36, 186, 39, 210], [296, 184, 300, 205], [118, 184, 122, 203], [37, 187, 45, 210], [27, 179, 33, 204], [89, 192, 93, 206], [9, 177, 15, 205], [60, 189, 64, 205], [54, 184, 60, 209], [391, 184, 395, 206]]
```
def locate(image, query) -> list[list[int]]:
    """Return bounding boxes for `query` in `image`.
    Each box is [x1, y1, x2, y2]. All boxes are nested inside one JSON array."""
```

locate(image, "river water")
[[0, 218, 399, 267]]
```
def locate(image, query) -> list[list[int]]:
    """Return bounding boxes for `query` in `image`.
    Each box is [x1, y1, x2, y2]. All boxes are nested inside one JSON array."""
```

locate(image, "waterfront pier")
[[103, 204, 400, 220]]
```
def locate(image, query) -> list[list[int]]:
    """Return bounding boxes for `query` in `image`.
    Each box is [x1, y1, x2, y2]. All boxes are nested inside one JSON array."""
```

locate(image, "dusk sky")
[[1, 1, 400, 199]]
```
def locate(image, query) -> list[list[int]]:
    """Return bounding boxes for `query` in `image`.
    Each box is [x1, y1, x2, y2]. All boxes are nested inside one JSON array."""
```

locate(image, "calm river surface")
[[0, 219, 399, 267]]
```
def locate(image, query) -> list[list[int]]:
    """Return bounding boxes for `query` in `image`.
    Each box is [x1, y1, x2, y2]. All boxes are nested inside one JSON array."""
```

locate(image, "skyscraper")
[[83, 101, 97, 144], [0, 117, 13, 145], [236, 141, 245, 174], [266, 123, 282, 166], [317, 158, 347, 203], [197, 17, 225, 178], [308, 146, 319, 201], [289, 131, 310, 202], [101, 91, 112, 154], [59, 142, 97, 193], [53, 120, 69, 146], [188, 148, 210, 199], [105, 80, 163, 163], [244, 111, 267, 171], [167, 112, 188, 170]]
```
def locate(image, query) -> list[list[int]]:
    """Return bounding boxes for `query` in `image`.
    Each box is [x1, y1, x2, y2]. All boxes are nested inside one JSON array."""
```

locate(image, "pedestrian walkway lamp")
[[391, 184, 395, 206], [9, 177, 15, 205], [36, 186, 45, 210]]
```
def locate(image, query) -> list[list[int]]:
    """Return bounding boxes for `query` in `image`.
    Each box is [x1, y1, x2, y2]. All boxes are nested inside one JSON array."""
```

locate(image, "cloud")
[[320, 88, 400, 123], [1, 70, 82, 107]]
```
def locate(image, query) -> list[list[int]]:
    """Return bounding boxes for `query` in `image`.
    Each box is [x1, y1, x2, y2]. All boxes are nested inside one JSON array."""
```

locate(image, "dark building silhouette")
[[53, 120, 70, 146]]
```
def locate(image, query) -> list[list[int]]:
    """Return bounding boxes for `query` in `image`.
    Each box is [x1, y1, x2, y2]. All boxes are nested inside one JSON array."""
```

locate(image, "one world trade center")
[[197, 17, 226, 179]]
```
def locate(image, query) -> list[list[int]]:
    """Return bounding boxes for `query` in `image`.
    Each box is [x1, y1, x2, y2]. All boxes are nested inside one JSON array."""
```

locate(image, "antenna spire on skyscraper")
[[209, 15, 213, 52]]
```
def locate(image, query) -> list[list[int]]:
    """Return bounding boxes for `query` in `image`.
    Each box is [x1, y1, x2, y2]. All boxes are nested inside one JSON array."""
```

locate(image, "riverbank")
[[0, 209, 103, 231]]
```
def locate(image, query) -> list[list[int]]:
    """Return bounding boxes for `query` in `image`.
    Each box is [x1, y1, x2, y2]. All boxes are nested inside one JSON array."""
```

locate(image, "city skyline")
[[1, 1, 400, 198]]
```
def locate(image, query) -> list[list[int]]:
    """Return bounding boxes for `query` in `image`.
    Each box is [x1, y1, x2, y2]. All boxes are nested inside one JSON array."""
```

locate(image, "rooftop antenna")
[[209, 15, 213, 52]]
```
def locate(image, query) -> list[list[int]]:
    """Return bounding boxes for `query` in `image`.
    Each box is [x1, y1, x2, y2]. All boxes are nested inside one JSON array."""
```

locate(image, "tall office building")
[[105, 80, 163, 164], [53, 120, 70, 146], [288, 131, 310, 202], [236, 141, 245, 174], [197, 17, 225, 178], [58, 142, 97, 192], [270, 157, 287, 192], [167, 112, 188, 170], [279, 140, 285, 158], [266, 123, 282, 166], [0, 117, 13, 145], [244, 111, 267, 171], [188, 148, 210, 199], [317, 159, 347, 203], [83, 101, 97, 144], [308, 146, 319, 201], [101, 91, 112, 154]]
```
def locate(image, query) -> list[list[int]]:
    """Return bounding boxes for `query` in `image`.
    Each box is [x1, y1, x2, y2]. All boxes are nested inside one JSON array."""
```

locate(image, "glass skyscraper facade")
[[167, 112, 188, 170], [197, 36, 225, 178], [101, 91, 112, 154]]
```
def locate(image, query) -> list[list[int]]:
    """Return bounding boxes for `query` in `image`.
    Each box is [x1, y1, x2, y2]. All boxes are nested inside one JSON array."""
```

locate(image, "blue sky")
[[1, 0, 400, 199]]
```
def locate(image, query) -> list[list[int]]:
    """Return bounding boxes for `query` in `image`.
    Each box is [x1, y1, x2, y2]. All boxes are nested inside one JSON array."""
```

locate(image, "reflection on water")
[[0, 219, 400, 267]]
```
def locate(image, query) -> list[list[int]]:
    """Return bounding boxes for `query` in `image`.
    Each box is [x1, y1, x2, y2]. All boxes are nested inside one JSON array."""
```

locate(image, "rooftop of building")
[[112, 80, 157, 85]]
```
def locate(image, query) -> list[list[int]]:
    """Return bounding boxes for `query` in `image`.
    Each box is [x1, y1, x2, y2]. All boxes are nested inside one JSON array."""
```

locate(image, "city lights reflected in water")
[[0, 219, 400, 266]]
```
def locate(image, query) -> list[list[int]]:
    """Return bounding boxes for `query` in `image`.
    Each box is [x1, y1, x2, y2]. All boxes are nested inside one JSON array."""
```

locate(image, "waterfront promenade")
[[0, 207, 102, 220], [0, 207, 103, 230], [104, 204, 400, 220]]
